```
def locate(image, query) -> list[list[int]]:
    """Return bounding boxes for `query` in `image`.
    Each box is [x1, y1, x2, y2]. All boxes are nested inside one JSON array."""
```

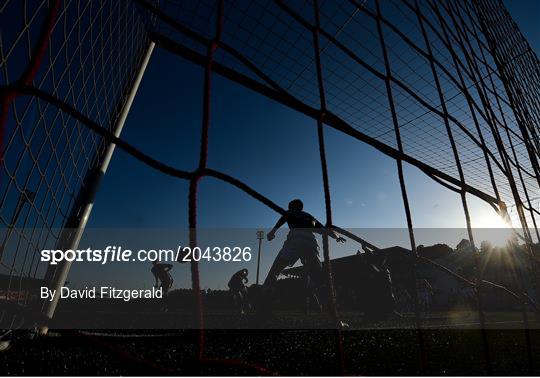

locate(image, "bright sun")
[[472, 211, 510, 228]]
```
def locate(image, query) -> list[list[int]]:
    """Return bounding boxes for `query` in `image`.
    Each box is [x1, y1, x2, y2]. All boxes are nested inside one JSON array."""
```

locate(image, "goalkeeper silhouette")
[[228, 268, 250, 314], [151, 261, 173, 296], [264, 199, 346, 290]]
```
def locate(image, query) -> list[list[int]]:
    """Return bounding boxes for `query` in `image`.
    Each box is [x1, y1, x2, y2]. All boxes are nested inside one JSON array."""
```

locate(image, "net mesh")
[[1, 0, 539, 374], [0, 0, 150, 322]]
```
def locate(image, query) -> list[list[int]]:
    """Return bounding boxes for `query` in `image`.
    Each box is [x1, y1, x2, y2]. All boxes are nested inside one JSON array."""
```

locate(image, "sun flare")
[[472, 211, 511, 229]]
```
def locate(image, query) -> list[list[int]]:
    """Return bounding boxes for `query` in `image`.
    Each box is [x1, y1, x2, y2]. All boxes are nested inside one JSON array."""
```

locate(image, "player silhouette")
[[263, 199, 346, 309], [151, 261, 173, 296], [228, 268, 250, 314]]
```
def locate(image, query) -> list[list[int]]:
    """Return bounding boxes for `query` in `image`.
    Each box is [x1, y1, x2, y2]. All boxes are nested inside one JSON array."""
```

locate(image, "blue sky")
[[504, 0, 540, 56], [70, 1, 539, 290]]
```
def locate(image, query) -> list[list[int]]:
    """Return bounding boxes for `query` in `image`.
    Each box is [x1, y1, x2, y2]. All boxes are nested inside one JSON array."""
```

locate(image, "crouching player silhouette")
[[262, 199, 346, 315], [151, 261, 173, 296], [228, 268, 250, 314]]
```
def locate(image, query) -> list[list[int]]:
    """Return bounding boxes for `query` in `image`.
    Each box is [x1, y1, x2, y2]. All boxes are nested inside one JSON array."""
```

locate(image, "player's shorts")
[[276, 231, 319, 266], [161, 278, 173, 291], [228, 282, 245, 292]]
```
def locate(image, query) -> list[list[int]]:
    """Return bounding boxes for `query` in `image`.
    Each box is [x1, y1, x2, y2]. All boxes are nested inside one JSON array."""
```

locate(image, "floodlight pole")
[[256, 230, 264, 285], [39, 41, 155, 333]]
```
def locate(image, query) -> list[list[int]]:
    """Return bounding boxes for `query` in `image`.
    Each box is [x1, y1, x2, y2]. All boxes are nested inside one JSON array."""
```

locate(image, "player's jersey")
[[285, 210, 318, 229], [228, 270, 247, 290], [285, 210, 320, 244]]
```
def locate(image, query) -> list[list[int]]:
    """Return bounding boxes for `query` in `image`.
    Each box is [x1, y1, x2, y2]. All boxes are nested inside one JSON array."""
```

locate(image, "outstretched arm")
[[267, 213, 288, 241], [312, 218, 346, 243]]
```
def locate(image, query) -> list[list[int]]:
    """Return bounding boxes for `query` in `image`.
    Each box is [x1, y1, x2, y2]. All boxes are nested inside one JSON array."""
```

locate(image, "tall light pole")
[[256, 230, 265, 285]]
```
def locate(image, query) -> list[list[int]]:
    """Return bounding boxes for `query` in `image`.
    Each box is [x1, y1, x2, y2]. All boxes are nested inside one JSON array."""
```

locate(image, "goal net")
[[1, 0, 539, 374]]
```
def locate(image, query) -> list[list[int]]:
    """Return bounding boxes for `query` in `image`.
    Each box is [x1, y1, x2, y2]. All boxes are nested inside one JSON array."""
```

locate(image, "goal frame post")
[[39, 41, 156, 333]]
